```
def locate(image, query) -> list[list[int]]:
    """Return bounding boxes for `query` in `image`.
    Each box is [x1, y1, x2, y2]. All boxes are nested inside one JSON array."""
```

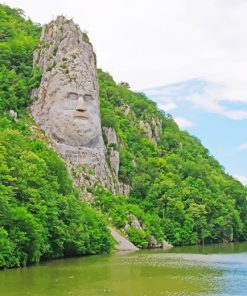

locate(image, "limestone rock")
[[103, 127, 120, 176], [129, 214, 142, 229], [9, 110, 17, 120], [30, 88, 39, 101], [162, 240, 173, 250], [151, 118, 162, 142], [121, 104, 131, 116], [31, 16, 101, 149], [109, 149, 120, 176], [103, 127, 118, 145], [122, 183, 130, 196], [140, 120, 153, 141], [31, 16, 128, 196], [149, 236, 162, 248], [140, 118, 162, 143], [109, 227, 138, 251]]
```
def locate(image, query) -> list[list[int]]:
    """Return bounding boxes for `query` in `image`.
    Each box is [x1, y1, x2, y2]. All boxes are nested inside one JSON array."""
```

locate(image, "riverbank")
[[1, 242, 247, 296]]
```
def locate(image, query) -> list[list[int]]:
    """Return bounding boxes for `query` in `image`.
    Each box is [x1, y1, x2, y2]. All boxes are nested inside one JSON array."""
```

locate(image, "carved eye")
[[68, 92, 78, 100], [84, 94, 93, 101], [64, 92, 78, 110]]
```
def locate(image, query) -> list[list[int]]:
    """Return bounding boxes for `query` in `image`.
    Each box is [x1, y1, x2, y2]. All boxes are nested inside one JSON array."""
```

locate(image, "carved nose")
[[76, 96, 86, 111]]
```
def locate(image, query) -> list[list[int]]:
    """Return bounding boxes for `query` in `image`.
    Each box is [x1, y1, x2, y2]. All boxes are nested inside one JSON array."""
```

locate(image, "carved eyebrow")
[[68, 92, 78, 99], [84, 94, 93, 100]]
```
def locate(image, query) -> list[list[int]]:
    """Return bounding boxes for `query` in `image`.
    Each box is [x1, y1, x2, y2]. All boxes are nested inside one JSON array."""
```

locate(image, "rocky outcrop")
[[120, 104, 131, 116], [162, 240, 173, 250], [103, 127, 120, 176], [9, 110, 17, 120], [109, 227, 139, 251], [140, 120, 153, 141], [140, 118, 162, 143], [31, 16, 128, 196], [103, 127, 118, 146], [129, 214, 142, 229], [151, 118, 162, 142], [109, 150, 119, 175]]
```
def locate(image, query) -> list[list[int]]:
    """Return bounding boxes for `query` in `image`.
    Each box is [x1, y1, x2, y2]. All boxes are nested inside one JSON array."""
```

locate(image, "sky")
[[3, 0, 247, 185]]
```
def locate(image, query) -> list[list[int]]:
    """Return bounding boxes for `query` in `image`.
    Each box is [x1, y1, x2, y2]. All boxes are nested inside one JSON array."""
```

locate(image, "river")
[[1, 242, 247, 296]]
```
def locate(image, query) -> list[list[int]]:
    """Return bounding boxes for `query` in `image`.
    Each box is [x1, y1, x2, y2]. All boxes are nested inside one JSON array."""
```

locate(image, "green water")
[[1, 242, 247, 296]]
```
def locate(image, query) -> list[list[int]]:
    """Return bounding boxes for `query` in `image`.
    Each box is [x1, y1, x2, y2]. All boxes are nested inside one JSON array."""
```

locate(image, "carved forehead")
[[45, 77, 98, 103]]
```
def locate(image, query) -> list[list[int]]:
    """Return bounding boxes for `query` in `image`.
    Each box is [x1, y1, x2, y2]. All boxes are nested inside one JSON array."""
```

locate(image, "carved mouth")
[[73, 110, 90, 119]]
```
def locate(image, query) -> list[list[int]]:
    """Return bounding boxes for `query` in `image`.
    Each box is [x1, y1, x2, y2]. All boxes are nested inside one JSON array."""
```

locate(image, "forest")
[[98, 70, 247, 246], [0, 4, 112, 268], [0, 3, 247, 268]]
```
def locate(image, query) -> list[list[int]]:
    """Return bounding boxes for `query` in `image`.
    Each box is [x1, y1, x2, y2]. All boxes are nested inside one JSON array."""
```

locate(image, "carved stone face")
[[31, 16, 102, 150], [47, 84, 101, 148]]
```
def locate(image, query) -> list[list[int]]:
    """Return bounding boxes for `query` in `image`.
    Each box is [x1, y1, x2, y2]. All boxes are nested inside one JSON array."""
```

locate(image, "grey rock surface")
[[9, 110, 17, 120], [109, 227, 139, 251], [129, 214, 142, 229], [162, 240, 173, 250], [140, 118, 162, 143], [103, 127, 118, 145], [140, 120, 153, 141], [103, 127, 120, 176], [109, 149, 120, 176], [31, 16, 128, 195]]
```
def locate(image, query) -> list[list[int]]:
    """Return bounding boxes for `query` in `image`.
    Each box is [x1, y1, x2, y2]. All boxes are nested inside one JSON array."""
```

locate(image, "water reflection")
[[0, 242, 247, 296]]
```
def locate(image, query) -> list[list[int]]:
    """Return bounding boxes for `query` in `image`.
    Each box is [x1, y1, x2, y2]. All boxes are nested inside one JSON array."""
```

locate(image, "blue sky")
[[144, 79, 247, 185]]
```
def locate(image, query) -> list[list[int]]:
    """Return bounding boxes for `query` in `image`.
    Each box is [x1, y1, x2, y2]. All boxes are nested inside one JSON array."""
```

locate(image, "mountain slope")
[[0, 4, 247, 269], [98, 70, 247, 245]]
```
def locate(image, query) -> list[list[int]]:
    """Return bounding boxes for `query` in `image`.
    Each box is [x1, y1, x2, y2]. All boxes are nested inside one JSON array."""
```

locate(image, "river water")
[[1, 242, 247, 296]]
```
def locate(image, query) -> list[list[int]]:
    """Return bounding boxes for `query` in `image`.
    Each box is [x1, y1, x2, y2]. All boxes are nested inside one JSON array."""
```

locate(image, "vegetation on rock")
[[0, 4, 111, 268], [98, 69, 247, 246], [1, 3, 247, 268], [91, 187, 164, 248]]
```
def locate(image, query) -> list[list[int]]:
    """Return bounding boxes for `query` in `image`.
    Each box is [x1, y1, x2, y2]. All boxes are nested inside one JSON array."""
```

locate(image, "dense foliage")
[[0, 117, 112, 268], [0, 4, 111, 269], [0, 4, 41, 112], [1, 3, 247, 269], [98, 69, 247, 246], [91, 187, 164, 248]]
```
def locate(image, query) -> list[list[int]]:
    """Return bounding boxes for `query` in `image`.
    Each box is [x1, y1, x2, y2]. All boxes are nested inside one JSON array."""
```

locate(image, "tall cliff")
[[31, 16, 128, 196]]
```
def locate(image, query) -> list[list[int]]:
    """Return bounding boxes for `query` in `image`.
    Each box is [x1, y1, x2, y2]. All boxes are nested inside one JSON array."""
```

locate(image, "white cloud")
[[237, 143, 247, 151], [187, 93, 247, 120], [158, 102, 177, 112], [145, 78, 247, 120], [3, 0, 247, 97], [234, 175, 247, 185], [174, 117, 194, 129]]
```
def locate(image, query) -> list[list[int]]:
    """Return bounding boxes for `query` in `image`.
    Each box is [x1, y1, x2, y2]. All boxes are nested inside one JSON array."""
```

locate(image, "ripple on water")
[[118, 251, 247, 295], [1, 245, 247, 296]]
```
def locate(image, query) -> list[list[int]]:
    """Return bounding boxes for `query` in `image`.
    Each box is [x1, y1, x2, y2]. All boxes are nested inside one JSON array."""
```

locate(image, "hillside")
[[0, 4, 247, 268], [98, 70, 247, 245]]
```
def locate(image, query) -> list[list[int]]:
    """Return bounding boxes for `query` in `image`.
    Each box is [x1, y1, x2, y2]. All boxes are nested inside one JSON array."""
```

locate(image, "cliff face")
[[31, 16, 128, 196]]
